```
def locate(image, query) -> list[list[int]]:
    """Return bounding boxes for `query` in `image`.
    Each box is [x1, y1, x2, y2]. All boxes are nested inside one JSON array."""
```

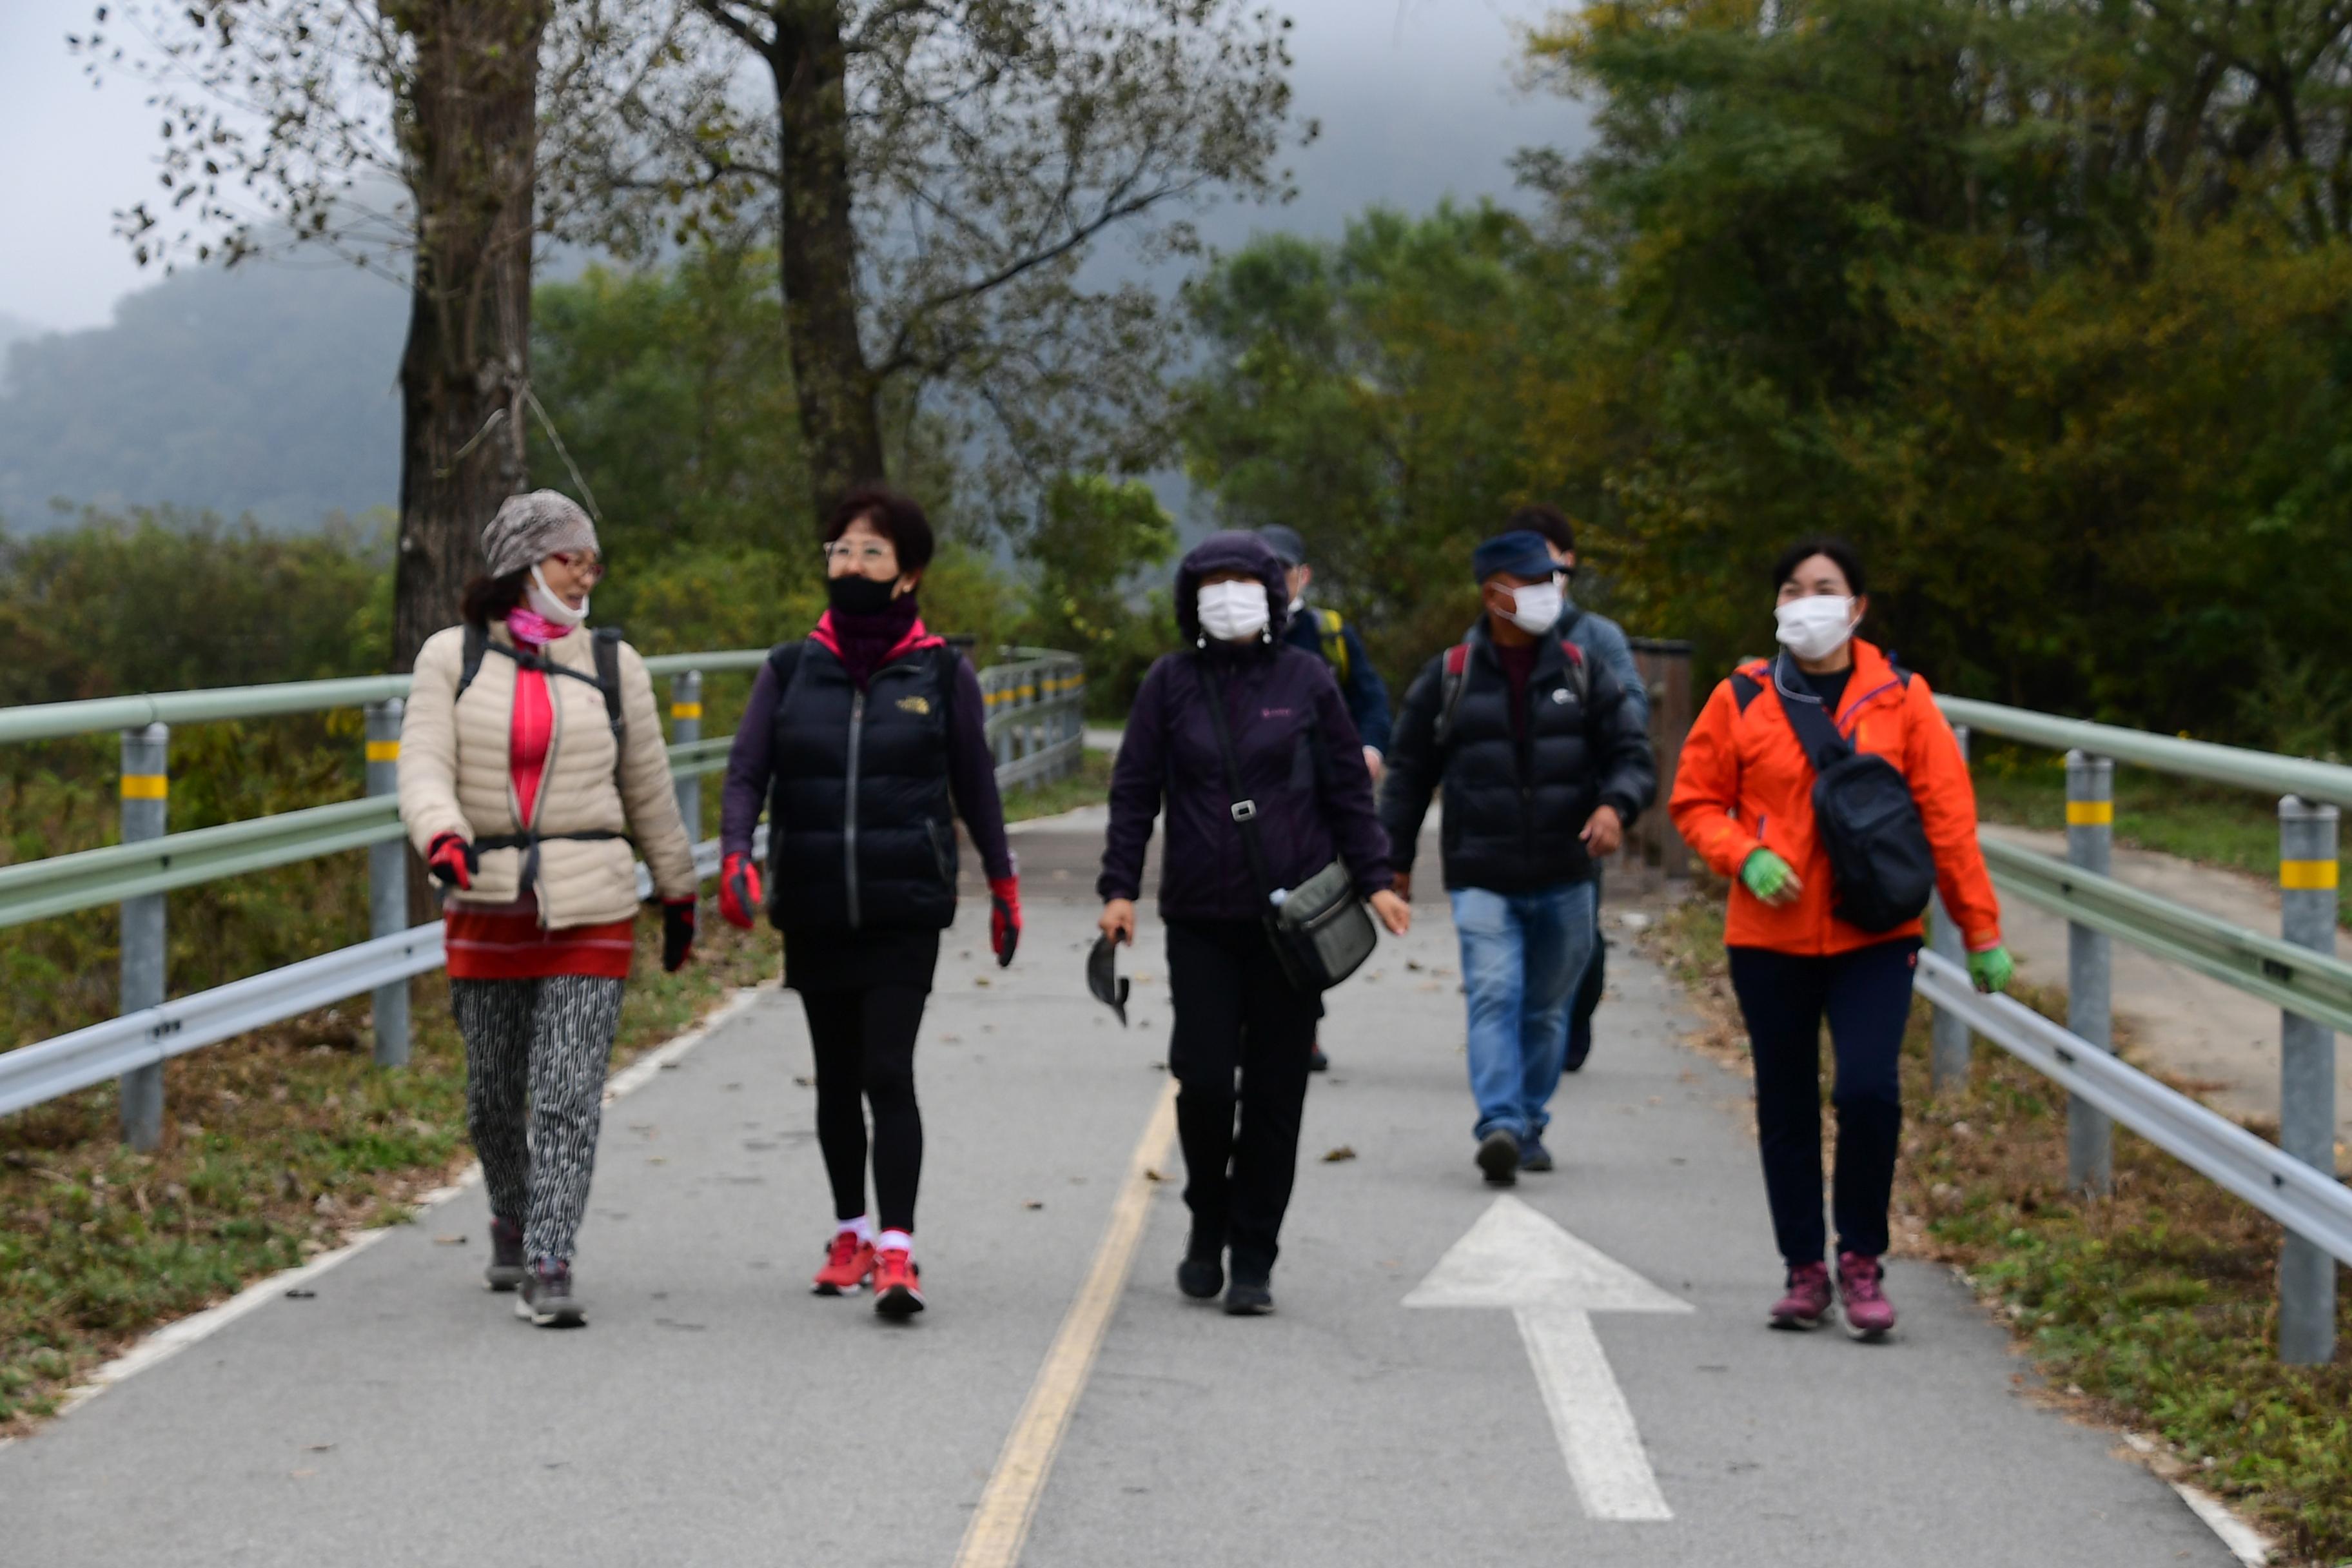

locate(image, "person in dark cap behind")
[[1378, 530, 1656, 1186], [1504, 504, 1648, 1077], [1257, 522, 1393, 1073]]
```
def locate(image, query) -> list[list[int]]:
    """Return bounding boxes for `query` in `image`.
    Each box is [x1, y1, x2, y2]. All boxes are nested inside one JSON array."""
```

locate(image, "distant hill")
[[0, 262, 404, 531]]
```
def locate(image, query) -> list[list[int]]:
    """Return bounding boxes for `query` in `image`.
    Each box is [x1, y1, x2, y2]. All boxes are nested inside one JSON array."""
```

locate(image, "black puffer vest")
[[1438, 631, 1612, 893], [763, 638, 959, 932]]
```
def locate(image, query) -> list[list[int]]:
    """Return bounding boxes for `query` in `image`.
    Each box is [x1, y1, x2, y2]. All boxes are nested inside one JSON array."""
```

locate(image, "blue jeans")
[[1451, 881, 1599, 1144]]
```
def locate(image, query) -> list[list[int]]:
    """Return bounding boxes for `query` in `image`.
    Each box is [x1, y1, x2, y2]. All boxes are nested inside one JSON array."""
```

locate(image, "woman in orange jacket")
[[1671, 538, 2014, 1340]]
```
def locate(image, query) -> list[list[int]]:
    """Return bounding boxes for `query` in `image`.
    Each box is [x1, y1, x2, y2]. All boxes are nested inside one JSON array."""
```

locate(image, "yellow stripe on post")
[[120, 774, 168, 799], [364, 740, 401, 763], [669, 703, 703, 721], [2280, 859, 2340, 891], [2064, 800, 2113, 827]]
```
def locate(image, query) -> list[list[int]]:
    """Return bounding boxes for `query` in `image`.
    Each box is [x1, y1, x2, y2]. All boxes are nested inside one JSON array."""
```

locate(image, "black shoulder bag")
[[1196, 658, 1379, 994], [1774, 654, 1936, 932]]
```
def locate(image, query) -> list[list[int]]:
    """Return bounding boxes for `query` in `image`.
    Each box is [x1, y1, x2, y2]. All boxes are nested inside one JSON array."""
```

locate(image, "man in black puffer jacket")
[[1379, 530, 1656, 1187]]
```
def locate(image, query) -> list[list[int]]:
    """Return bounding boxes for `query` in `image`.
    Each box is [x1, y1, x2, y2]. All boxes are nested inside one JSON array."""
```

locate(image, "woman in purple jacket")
[[1099, 532, 1410, 1316]]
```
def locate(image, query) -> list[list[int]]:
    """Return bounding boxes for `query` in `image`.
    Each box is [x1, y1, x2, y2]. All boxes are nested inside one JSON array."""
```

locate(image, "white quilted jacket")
[[398, 621, 698, 927]]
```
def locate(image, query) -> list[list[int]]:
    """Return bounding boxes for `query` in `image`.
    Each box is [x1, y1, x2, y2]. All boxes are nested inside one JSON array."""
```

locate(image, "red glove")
[[426, 832, 476, 892], [989, 875, 1021, 968], [662, 897, 696, 973], [719, 852, 763, 930]]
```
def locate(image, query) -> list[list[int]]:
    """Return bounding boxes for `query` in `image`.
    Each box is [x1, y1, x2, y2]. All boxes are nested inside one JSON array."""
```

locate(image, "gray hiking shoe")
[[484, 1217, 527, 1293], [1519, 1137, 1554, 1173], [516, 1260, 586, 1328], [1476, 1128, 1521, 1186]]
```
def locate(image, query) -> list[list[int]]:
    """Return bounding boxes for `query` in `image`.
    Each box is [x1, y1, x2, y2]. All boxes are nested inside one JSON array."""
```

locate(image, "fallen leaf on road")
[[291, 1469, 317, 1479], [432, 1235, 466, 1246], [306, 1443, 335, 1452], [1322, 1146, 1357, 1162], [284, 1288, 316, 1299], [974, 975, 992, 987], [938, 1034, 961, 1043], [1024, 1200, 1044, 1210], [1144, 1168, 1166, 1182], [793, 1076, 813, 1087]]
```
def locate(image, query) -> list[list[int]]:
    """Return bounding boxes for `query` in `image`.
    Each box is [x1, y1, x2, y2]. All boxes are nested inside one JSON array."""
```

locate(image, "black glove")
[[662, 898, 696, 974]]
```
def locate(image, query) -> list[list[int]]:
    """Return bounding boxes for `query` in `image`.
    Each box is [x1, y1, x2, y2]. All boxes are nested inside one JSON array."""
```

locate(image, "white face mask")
[[1197, 580, 1271, 643], [1774, 594, 1856, 661], [1498, 576, 1563, 637], [528, 563, 591, 628]]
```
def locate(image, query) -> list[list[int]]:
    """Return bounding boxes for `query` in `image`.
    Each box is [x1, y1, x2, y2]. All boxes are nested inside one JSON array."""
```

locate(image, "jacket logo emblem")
[[1551, 688, 1571, 704], [896, 695, 932, 716], [1260, 707, 1293, 719]]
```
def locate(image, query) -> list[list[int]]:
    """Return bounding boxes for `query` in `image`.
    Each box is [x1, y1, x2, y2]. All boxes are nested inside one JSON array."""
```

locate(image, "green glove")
[[1968, 946, 2015, 994], [1740, 848, 1794, 901]]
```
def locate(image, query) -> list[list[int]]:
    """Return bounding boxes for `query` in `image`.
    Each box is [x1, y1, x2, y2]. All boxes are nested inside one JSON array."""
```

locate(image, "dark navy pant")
[[1727, 937, 1921, 1266]]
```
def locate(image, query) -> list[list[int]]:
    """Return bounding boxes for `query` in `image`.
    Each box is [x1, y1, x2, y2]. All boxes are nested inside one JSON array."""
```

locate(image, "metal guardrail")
[[981, 648, 1087, 791], [1978, 836, 2352, 1035], [0, 651, 775, 747], [1939, 695, 2352, 811], [1919, 696, 2347, 1364], [1916, 951, 2352, 1268], [0, 643, 1083, 1137]]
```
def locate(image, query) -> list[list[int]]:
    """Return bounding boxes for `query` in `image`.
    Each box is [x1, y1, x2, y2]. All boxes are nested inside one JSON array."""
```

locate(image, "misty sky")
[[0, 0, 1586, 333]]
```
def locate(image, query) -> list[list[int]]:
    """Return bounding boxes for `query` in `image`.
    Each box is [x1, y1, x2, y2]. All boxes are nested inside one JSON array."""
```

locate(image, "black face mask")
[[826, 573, 899, 616]]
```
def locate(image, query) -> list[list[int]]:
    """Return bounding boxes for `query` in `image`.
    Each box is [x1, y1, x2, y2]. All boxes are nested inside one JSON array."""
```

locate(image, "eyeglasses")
[[822, 542, 897, 567], [547, 550, 605, 585]]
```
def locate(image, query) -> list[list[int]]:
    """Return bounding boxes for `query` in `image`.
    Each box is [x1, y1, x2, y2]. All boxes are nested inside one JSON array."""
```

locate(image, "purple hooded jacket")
[[1097, 532, 1393, 922]]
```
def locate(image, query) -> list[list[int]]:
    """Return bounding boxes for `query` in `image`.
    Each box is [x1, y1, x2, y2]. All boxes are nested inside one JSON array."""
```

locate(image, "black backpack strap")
[[1729, 663, 1769, 714], [456, 622, 489, 700], [1432, 643, 1474, 749], [1772, 654, 1852, 773], [592, 627, 626, 760]]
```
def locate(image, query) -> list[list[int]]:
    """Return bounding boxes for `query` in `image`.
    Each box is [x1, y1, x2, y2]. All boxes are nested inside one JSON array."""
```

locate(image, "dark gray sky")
[[0, 0, 1585, 331]]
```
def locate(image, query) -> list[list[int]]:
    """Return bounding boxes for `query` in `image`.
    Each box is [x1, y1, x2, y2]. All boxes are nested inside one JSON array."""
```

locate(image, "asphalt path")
[[0, 827, 2239, 1567]]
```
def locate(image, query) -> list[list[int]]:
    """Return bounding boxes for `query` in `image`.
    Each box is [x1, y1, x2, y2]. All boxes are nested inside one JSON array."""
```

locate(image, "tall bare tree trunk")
[[770, 2, 887, 529], [391, 0, 553, 672]]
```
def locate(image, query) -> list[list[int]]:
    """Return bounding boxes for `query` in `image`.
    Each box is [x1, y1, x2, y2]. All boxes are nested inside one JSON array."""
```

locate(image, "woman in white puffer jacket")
[[399, 491, 699, 1328]]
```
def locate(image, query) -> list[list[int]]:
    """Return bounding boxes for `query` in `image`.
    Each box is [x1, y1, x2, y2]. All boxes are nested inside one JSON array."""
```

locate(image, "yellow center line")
[[953, 1081, 1178, 1568]]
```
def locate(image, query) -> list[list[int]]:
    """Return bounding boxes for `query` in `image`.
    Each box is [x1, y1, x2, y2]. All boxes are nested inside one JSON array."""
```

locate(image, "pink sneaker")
[[1769, 1260, 1834, 1329], [1837, 1251, 1897, 1340]]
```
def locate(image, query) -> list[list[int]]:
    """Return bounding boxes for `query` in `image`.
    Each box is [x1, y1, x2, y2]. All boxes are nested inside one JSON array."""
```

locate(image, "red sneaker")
[[812, 1231, 876, 1297], [1837, 1251, 1897, 1340], [1769, 1260, 1834, 1329], [872, 1245, 925, 1320]]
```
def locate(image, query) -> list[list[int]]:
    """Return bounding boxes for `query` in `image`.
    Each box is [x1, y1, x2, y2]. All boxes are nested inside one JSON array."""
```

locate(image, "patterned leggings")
[[450, 975, 627, 1264]]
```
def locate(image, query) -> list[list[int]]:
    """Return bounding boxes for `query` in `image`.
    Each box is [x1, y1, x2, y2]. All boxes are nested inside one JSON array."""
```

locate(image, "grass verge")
[[1000, 747, 1114, 823], [1970, 747, 2351, 928], [0, 911, 777, 1435], [1644, 894, 2352, 1563]]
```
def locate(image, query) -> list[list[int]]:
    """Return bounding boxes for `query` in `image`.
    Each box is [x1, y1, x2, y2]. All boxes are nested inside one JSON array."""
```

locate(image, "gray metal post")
[[2277, 795, 2340, 1365], [1930, 723, 1974, 1094], [991, 671, 1013, 772], [118, 723, 168, 1150], [365, 700, 410, 1068], [2066, 750, 2114, 1195], [671, 671, 703, 843]]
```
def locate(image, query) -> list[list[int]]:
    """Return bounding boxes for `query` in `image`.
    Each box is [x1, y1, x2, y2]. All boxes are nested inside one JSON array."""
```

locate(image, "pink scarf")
[[507, 607, 569, 647]]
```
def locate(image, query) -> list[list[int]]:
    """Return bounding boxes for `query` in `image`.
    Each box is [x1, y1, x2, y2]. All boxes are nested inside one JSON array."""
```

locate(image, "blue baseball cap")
[[1472, 529, 1556, 584]]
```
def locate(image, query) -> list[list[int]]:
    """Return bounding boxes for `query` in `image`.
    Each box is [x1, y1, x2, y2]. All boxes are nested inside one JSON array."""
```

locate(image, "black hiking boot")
[[484, 1217, 527, 1293]]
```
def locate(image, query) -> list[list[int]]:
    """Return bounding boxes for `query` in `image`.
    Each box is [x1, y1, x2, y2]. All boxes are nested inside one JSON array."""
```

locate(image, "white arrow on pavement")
[[1405, 1194, 1694, 1522]]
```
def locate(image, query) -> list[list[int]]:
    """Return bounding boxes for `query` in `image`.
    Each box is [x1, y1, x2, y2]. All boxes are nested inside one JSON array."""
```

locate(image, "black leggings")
[[1727, 938, 1920, 1266], [799, 987, 928, 1235]]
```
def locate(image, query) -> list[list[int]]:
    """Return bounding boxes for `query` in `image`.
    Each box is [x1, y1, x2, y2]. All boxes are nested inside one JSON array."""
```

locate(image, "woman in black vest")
[[717, 487, 1019, 1319]]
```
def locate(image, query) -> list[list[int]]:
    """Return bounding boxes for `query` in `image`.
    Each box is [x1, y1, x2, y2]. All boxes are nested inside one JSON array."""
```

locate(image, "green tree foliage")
[[1516, 0, 2352, 746], [0, 509, 388, 705], [1182, 0, 2352, 750], [1014, 474, 1178, 710]]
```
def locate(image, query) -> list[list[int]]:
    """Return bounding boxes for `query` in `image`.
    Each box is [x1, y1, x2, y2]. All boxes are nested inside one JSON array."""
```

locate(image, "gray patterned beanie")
[[481, 491, 598, 578]]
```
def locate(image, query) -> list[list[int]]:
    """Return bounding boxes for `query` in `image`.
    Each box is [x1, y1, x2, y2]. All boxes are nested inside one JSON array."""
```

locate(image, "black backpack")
[[1732, 654, 1935, 933]]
